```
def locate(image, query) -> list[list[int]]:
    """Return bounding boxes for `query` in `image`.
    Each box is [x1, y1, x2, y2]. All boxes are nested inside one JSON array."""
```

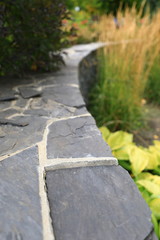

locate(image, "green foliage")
[[145, 55, 160, 105], [100, 126, 160, 238], [0, 0, 69, 76], [88, 48, 143, 131]]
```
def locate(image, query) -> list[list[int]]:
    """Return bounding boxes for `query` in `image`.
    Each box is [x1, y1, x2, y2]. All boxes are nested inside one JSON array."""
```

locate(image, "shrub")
[[100, 126, 160, 239], [0, 0, 69, 76]]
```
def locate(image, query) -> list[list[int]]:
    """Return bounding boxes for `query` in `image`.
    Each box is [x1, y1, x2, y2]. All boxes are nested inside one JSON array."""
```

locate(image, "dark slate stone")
[[0, 101, 11, 110], [47, 116, 112, 158], [14, 96, 29, 108], [24, 97, 83, 118], [19, 86, 41, 99], [42, 85, 85, 108], [0, 147, 43, 240], [0, 95, 17, 101], [0, 109, 20, 119], [46, 165, 152, 240], [0, 118, 29, 127], [145, 230, 158, 240], [0, 115, 47, 156], [37, 72, 79, 87], [0, 89, 17, 102], [0, 128, 5, 138]]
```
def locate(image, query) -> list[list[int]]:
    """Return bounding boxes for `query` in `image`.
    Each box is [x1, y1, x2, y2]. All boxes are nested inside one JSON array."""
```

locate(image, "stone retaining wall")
[[0, 43, 157, 240]]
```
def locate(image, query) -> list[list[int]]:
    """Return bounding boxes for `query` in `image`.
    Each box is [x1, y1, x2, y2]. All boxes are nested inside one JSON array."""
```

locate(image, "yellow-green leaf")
[[113, 143, 134, 160], [136, 172, 154, 180], [129, 146, 149, 176], [149, 199, 160, 219], [107, 130, 133, 151], [149, 145, 160, 165], [99, 126, 110, 141], [137, 179, 160, 195], [154, 140, 160, 149], [146, 151, 159, 169]]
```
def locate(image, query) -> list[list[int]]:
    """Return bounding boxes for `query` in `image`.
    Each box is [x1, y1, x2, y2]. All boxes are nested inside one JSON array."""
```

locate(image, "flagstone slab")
[[47, 116, 112, 159], [46, 165, 152, 240], [0, 115, 47, 157], [19, 86, 41, 99], [0, 147, 43, 240], [42, 85, 85, 108]]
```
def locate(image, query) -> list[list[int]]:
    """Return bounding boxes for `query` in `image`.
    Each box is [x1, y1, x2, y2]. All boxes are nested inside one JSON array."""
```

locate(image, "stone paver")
[[0, 115, 47, 156], [0, 147, 43, 240], [19, 86, 41, 99], [46, 165, 152, 240], [42, 85, 85, 108], [47, 116, 112, 159]]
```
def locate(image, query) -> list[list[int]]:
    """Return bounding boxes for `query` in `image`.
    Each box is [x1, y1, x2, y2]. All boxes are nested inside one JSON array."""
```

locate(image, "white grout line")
[[38, 142, 55, 240], [50, 113, 91, 123], [44, 157, 118, 171], [37, 118, 58, 240], [0, 144, 37, 162]]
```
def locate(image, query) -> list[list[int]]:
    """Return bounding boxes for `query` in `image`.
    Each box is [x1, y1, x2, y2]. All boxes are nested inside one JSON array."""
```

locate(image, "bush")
[[0, 0, 69, 76]]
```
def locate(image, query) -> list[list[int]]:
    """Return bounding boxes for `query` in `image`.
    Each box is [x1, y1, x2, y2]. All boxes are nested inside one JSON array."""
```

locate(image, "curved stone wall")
[[0, 43, 157, 240]]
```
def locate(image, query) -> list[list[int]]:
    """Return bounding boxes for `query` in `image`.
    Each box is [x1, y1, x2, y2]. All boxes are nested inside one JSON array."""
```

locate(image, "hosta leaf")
[[113, 143, 134, 160], [99, 126, 110, 141], [137, 179, 160, 195], [146, 152, 159, 169], [154, 140, 160, 149], [107, 130, 133, 151], [149, 145, 160, 165], [149, 199, 160, 219], [129, 146, 149, 176], [136, 172, 153, 180]]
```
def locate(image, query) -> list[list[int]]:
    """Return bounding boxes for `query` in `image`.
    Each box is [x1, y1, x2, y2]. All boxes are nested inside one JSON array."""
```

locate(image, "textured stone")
[[42, 85, 85, 108], [14, 96, 29, 108], [0, 115, 47, 156], [19, 86, 41, 99], [0, 118, 29, 127], [0, 109, 20, 119], [46, 165, 152, 240], [47, 116, 112, 158], [0, 89, 17, 102], [0, 128, 5, 138], [24, 98, 83, 118], [0, 147, 43, 240], [37, 71, 79, 86]]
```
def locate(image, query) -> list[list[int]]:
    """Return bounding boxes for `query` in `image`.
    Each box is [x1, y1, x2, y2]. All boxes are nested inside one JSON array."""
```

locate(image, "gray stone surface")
[[37, 71, 79, 86], [145, 230, 158, 240], [42, 85, 85, 108], [0, 109, 20, 119], [19, 86, 41, 99], [0, 115, 47, 156], [79, 50, 97, 104], [46, 165, 152, 240], [24, 97, 84, 118], [0, 89, 17, 102], [47, 116, 112, 158], [0, 118, 29, 127], [0, 147, 43, 240]]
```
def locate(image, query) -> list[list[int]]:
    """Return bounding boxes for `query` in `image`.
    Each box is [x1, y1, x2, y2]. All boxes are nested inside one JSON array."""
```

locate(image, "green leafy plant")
[[100, 126, 160, 238], [0, 0, 69, 76], [145, 55, 160, 105]]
